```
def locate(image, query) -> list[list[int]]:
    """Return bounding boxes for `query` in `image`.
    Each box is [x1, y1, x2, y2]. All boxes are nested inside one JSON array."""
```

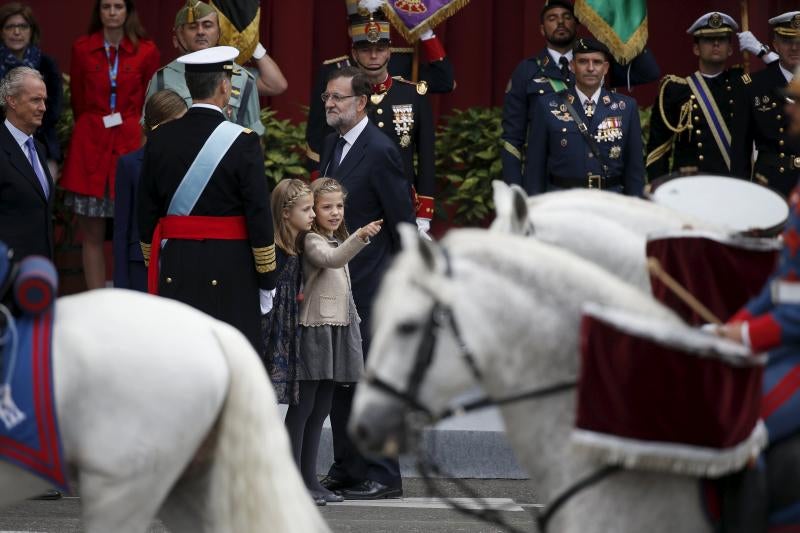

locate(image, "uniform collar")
[[547, 48, 573, 67], [372, 75, 393, 94], [576, 86, 602, 106]]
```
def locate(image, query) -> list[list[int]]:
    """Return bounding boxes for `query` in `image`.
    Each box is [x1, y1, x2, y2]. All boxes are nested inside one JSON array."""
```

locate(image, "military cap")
[[573, 37, 611, 60], [541, 0, 575, 21], [177, 45, 239, 73], [769, 11, 800, 38], [349, 0, 391, 47], [175, 0, 216, 29], [686, 12, 738, 37]]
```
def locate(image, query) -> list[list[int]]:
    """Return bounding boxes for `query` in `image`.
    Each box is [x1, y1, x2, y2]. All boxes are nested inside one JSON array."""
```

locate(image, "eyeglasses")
[[321, 92, 358, 103], [3, 23, 30, 32]]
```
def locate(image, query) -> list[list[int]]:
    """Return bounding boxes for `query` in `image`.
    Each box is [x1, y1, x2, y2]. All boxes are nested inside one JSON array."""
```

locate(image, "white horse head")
[[350, 225, 679, 455], [350, 227, 716, 532]]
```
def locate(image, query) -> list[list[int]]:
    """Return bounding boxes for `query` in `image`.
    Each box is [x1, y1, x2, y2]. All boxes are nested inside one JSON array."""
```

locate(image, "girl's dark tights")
[[284, 380, 335, 494]]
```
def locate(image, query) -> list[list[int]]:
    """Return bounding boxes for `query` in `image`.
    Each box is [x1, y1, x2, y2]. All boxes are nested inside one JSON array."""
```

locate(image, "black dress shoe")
[[30, 490, 62, 500], [313, 496, 327, 506], [339, 479, 403, 500], [319, 475, 353, 492]]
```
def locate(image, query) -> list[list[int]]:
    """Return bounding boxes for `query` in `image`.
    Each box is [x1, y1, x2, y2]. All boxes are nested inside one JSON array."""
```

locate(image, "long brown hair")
[[271, 178, 313, 255], [0, 3, 40, 47], [87, 0, 148, 48], [310, 177, 350, 242]]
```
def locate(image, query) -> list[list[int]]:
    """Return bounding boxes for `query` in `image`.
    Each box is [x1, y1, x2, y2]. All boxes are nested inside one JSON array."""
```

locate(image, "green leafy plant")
[[435, 107, 503, 226], [260, 107, 308, 187], [54, 73, 76, 249]]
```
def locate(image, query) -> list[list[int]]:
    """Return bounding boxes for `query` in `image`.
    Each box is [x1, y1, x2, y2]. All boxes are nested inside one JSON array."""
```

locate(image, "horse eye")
[[396, 321, 418, 335]]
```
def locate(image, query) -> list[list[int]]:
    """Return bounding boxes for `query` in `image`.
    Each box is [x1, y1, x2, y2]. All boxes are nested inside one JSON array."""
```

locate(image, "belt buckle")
[[587, 174, 601, 189]]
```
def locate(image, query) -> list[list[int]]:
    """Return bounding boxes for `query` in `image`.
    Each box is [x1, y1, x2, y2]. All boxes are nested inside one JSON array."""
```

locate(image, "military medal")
[[371, 93, 387, 105], [392, 104, 414, 148], [609, 146, 622, 159]]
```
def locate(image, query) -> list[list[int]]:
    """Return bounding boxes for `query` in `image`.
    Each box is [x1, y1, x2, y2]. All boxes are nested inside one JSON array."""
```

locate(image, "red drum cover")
[[575, 305, 766, 477], [647, 231, 779, 325]]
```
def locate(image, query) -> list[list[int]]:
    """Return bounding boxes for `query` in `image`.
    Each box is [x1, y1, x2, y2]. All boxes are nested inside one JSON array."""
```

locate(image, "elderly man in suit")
[[0, 66, 53, 261], [318, 65, 415, 500]]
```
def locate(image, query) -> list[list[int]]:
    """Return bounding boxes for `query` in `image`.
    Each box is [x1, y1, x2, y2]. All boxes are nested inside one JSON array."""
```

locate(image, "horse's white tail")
[[209, 322, 330, 533]]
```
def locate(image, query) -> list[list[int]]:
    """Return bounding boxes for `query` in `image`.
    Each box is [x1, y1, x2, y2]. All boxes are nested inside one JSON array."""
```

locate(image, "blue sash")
[[686, 72, 732, 170], [167, 121, 245, 216]]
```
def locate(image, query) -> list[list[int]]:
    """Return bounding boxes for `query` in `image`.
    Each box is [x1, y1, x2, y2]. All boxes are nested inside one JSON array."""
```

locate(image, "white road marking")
[[329, 497, 526, 512]]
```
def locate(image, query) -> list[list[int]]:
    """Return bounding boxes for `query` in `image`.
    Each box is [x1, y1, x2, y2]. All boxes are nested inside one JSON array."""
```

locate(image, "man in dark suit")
[[0, 66, 54, 261], [137, 46, 277, 349], [319, 65, 415, 500], [732, 11, 800, 198]]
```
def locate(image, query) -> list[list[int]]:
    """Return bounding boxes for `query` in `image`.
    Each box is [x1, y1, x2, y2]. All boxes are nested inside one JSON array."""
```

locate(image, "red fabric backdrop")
[[14, 0, 794, 124]]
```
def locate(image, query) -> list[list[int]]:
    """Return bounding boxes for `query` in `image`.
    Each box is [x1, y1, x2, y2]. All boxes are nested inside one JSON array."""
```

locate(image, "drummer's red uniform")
[[730, 186, 800, 352]]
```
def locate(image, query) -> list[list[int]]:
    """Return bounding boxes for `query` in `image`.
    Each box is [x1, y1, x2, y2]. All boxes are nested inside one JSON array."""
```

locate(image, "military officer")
[[524, 38, 644, 196], [731, 11, 800, 198], [138, 46, 277, 350], [501, 0, 659, 186], [647, 12, 747, 179], [309, 0, 435, 236], [144, 0, 287, 136]]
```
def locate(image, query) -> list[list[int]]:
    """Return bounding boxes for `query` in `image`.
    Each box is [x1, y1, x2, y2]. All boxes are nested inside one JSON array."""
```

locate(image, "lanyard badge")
[[104, 41, 119, 112]]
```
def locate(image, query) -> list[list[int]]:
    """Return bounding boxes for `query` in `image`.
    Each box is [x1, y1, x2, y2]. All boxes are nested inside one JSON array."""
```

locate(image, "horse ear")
[[509, 185, 530, 230], [492, 180, 513, 218], [398, 222, 439, 272]]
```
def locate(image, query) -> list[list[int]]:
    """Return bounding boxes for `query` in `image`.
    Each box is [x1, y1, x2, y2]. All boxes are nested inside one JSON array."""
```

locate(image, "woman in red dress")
[[60, 0, 159, 289]]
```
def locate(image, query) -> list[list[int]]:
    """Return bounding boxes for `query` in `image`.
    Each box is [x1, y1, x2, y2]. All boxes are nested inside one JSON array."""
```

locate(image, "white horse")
[[350, 226, 720, 533], [523, 185, 721, 236], [1, 289, 328, 533], [490, 181, 651, 292]]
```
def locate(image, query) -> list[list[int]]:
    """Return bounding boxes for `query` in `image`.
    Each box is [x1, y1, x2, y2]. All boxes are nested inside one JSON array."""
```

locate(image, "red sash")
[[147, 215, 248, 294]]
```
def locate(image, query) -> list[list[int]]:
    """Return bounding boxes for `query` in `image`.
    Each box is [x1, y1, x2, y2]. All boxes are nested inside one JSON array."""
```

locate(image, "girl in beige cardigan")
[[293, 178, 381, 505]]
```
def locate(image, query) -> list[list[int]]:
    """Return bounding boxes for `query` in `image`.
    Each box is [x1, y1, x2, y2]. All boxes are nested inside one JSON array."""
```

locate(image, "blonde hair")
[[271, 178, 312, 255], [310, 177, 349, 242]]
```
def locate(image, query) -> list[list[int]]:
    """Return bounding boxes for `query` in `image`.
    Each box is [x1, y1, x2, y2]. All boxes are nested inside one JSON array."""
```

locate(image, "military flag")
[[575, 0, 647, 64], [211, 0, 260, 64], [381, 0, 471, 43]]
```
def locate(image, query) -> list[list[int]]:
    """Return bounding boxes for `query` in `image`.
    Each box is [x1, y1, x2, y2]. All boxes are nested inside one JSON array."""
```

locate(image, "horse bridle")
[[363, 247, 617, 532]]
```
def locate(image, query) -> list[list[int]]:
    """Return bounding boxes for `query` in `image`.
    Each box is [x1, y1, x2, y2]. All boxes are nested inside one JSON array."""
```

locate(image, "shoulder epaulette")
[[661, 74, 688, 86], [323, 55, 350, 66], [242, 128, 254, 134], [741, 73, 752, 85]]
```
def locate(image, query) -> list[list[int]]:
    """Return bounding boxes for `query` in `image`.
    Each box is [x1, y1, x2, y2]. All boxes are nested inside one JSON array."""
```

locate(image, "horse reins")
[[364, 247, 621, 532]]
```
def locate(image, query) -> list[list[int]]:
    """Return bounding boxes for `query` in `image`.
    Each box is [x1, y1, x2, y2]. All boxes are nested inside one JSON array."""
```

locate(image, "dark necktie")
[[328, 136, 347, 177], [25, 137, 49, 198], [559, 56, 570, 80], [584, 99, 596, 118]]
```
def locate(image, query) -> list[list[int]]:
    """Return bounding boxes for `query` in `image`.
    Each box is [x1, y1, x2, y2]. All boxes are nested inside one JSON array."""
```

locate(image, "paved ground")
[[0, 479, 538, 532]]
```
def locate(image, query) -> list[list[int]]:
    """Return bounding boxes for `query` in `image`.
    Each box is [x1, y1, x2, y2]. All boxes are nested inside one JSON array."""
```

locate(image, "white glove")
[[737, 31, 764, 55], [253, 42, 267, 60], [420, 28, 435, 41], [700, 323, 719, 334], [416, 217, 432, 241], [259, 288, 276, 314]]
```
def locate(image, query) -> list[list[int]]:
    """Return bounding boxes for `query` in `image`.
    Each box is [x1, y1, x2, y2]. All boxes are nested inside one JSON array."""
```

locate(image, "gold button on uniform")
[[698, 155, 704, 161], [781, 152, 786, 158], [211, 280, 218, 286], [697, 142, 703, 148], [780, 140, 785, 146], [166, 277, 172, 284], [778, 115, 782, 120], [539, 89, 544, 94], [695, 130, 701, 135], [378, 121, 385, 128], [780, 167, 785, 173], [377, 108, 383, 115]]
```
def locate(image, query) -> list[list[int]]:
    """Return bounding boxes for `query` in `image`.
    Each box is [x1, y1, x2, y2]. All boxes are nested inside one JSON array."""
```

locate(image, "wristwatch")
[[758, 45, 771, 58]]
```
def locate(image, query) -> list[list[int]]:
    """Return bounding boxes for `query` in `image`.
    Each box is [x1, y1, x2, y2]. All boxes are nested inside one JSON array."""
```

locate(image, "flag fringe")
[[212, 2, 259, 65], [382, 0, 471, 43], [575, 2, 648, 65]]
